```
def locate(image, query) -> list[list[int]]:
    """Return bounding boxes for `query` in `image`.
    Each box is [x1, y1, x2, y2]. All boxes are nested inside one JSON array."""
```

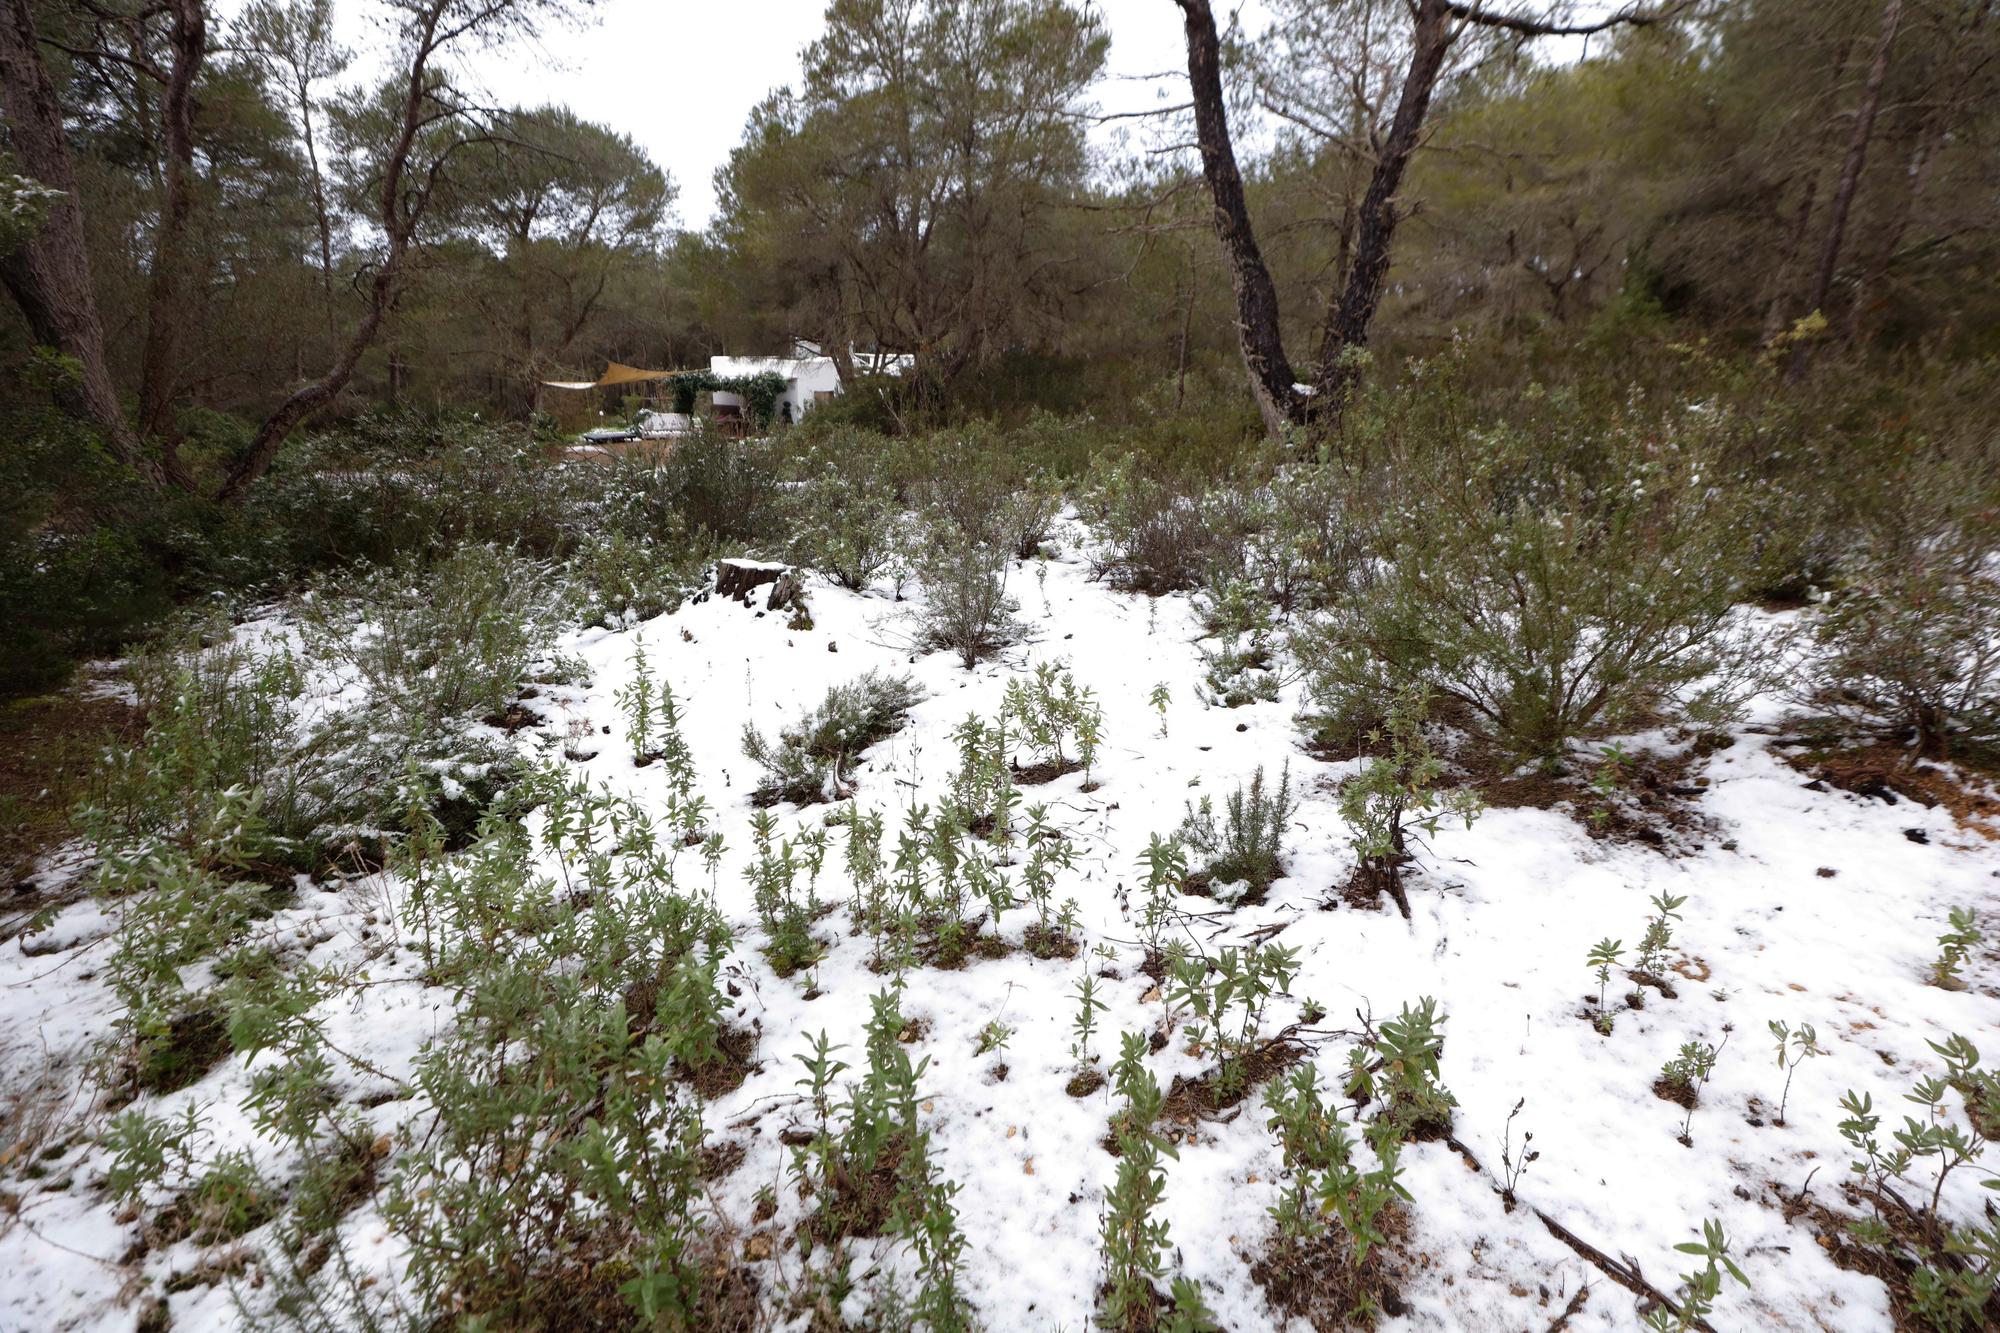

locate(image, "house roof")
[[708, 351, 914, 381]]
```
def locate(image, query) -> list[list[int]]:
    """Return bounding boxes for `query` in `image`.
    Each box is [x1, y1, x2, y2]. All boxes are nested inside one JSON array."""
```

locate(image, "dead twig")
[[1444, 1133, 1708, 1331]]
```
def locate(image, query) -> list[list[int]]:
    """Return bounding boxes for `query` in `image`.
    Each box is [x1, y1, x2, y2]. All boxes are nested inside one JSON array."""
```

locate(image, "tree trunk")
[[217, 1, 450, 501], [1760, 175, 1821, 344], [1314, 0, 1455, 422], [0, 0, 148, 479], [1174, 0, 1303, 438], [1788, 0, 1903, 380], [134, 0, 207, 472], [218, 269, 394, 501], [1843, 0, 1986, 346]]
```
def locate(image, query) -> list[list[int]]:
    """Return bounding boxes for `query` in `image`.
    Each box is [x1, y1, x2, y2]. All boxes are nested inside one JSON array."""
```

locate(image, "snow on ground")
[[3, 525, 1997, 1332]]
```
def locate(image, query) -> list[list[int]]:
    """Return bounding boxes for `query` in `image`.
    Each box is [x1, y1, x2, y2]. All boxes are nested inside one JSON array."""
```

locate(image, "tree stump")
[[766, 571, 806, 613], [715, 558, 788, 604]]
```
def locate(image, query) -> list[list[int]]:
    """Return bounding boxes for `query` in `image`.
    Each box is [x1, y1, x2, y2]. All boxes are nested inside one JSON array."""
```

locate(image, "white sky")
[[459, 0, 1213, 227]]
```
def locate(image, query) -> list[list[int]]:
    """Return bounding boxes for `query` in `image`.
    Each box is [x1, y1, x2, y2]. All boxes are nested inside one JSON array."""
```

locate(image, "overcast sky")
[[461, 0, 1223, 227]]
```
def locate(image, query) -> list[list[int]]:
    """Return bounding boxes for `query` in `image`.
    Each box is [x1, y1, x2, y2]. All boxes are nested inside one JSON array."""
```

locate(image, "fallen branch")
[[1443, 1133, 1707, 1331]]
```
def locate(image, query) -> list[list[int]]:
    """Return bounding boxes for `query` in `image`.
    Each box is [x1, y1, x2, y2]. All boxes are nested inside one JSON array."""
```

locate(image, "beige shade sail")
[[540, 361, 687, 390]]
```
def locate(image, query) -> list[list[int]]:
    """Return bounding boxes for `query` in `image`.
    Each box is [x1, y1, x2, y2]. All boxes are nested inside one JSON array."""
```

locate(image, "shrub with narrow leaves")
[[742, 670, 924, 806]]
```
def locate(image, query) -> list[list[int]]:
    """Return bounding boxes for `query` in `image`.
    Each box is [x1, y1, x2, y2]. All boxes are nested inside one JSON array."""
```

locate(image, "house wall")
[[709, 355, 844, 421]]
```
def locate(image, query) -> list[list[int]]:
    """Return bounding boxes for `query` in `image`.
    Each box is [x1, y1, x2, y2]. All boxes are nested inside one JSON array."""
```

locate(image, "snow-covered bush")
[[84, 614, 318, 857], [912, 509, 1021, 670], [636, 424, 782, 542], [1179, 762, 1296, 899], [1194, 576, 1280, 707], [1296, 403, 1767, 770], [741, 669, 925, 806], [1001, 662, 1102, 780], [1082, 454, 1253, 594], [298, 544, 569, 735], [296, 545, 573, 834], [780, 435, 909, 591], [570, 529, 709, 628], [1801, 502, 2000, 761], [385, 778, 747, 1328]]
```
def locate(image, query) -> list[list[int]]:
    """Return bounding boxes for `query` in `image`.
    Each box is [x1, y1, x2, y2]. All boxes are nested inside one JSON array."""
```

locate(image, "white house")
[[708, 341, 913, 424]]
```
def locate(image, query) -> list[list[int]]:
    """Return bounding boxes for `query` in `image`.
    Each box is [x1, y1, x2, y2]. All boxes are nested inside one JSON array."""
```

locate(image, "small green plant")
[[1150, 681, 1171, 737], [1834, 1035, 2000, 1331], [1098, 1031, 1214, 1331], [1584, 741, 1631, 827], [741, 670, 925, 806], [1134, 833, 1188, 962], [656, 681, 696, 794], [744, 811, 825, 980], [976, 1020, 1013, 1057], [1587, 938, 1624, 1036], [1634, 891, 1687, 978], [101, 1104, 206, 1205], [1498, 1097, 1536, 1209], [1337, 689, 1481, 918], [1179, 762, 1297, 902], [186, 1148, 279, 1243], [1643, 1218, 1751, 1332], [617, 641, 658, 765], [1768, 1019, 1824, 1127], [944, 713, 1017, 840], [1931, 907, 1981, 990], [1168, 943, 1301, 1101], [1370, 998, 1458, 1141], [1259, 1062, 1409, 1322], [791, 989, 974, 1326], [1002, 663, 1104, 781], [384, 777, 738, 1328], [1021, 805, 1079, 957], [1071, 971, 1107, 1066], [1659, 1035, 1725, 1145]]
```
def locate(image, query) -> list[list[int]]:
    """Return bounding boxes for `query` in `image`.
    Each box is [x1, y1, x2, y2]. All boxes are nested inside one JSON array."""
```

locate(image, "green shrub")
[[1801, 456, 2000, 759], [84, 614, 316, 855], [741, 670, 926, 806], [1179, 762, 1296, 900], [387, 777, 742, 1328], [1298, 377, 1767, 769], [642, 425, 781, 542], [1083, 454, 1254, 594], [779, 432, 909, 590], [571, 530, 710, 628], [913, 510, 1021, 670], [294, 545, 570, 830]]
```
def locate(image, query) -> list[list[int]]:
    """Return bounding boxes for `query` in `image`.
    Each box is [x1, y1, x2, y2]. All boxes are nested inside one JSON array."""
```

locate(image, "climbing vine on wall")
[[661, 370, 789, 427]]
